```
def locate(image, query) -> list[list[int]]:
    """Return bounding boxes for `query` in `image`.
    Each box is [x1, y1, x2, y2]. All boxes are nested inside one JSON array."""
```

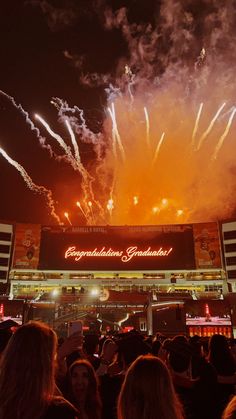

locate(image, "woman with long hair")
[[0, 321, 79, 419], [68, 359, 102, 419], [208, 334, 236, 376], [208, 334, 236, 417], [117, 355, 184, 419]]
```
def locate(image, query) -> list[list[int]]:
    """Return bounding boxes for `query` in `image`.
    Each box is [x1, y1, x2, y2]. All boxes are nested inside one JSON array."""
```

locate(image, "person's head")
[[208, 334, 235, 374], [116, 334, 150, 369], [118, 355, 184, 419], [209, 333, 230, 354], [0, 321, 57, 419], [168, 336, 192, 374], [69, 359, 101, 418]]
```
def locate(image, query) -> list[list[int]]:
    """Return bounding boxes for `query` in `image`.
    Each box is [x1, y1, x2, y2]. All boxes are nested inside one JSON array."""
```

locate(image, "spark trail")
[[191, 103, 203, 147], [196, 103, 226, 151], [35, 114, 76, 167], [144, 107, 150, 148], [64, 212, 72, 225], [35, 113, 99, 224], [76, 201, 88, 221], [65, 119, 81, 164], [0, 145, 61, 224], [107, 103, 126, 162], [212, 108, 236, 161], [0, 91, 53, 155], [152, 132, 165, 165]]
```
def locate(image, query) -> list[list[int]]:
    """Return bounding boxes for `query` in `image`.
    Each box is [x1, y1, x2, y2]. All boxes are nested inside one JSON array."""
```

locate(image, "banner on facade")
[[12, 224, 41, 269], [193, 222, 222, 269]]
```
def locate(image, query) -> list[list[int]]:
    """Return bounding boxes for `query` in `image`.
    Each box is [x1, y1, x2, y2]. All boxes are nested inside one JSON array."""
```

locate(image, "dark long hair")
[[69, 359, 102, 419], [117, 355, 184, 419], [0, 321, 57, 419], [208, 334, 236, 375]]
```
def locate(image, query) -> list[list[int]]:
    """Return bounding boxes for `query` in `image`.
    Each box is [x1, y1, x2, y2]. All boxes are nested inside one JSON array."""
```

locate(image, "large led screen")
[[39, 224, 196, 271], [185, 300, 232, 326]]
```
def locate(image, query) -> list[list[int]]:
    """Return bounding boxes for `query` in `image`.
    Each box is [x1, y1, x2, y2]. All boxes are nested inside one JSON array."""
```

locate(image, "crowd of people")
[[0, 320, 236, 419]]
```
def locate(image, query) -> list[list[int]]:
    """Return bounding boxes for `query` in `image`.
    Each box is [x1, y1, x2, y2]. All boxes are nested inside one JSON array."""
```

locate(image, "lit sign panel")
[[39, 225, 197, 271], [64, 246, 173, 263]]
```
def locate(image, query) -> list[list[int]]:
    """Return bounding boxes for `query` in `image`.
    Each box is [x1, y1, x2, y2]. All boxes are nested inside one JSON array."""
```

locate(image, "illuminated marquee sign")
[[39, 224, 199, 271], [64, 246, 173, 263]]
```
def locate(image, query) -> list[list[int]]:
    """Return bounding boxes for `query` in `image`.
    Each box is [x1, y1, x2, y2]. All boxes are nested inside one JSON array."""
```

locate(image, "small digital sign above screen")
[[39, 225, 196, 271]]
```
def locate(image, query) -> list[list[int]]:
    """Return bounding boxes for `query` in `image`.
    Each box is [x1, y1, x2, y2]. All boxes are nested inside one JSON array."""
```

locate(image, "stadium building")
[[1, 220, 236, 337]]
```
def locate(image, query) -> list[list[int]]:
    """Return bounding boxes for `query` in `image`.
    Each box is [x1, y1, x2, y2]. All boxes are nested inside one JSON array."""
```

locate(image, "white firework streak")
[[212, 107, 236, 160], [65, 119, 81, 164], [0, 145, 62, 224], [64, 212, 72, 225], [35, 113, 78, 169], [107, 106, 118, 158], [196, 103, 226, 151], [0, 90, 53, 156], [50, 98, 107, 220], [144, 106, 150, 148], [152, 132, 165, 165], [191, 102, 203, 147], [64, 119, 100, 220], [35, 112, 88, 174], [107, 103, 126, 162], [37, 110, 105, 221]]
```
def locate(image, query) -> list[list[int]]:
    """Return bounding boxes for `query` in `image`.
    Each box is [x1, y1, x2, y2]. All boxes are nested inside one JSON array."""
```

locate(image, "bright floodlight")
[[90, 288, 99, 297], [52, 289, 59, 297]]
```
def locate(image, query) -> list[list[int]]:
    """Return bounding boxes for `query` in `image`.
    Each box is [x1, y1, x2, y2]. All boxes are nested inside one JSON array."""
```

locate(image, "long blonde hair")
[[117, 355, 184, 419], [0, 321, 57, 419]]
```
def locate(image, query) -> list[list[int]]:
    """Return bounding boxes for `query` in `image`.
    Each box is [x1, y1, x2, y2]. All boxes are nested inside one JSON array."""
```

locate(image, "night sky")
[[0, 0, 125, 224], [0, 1, 236, 226]]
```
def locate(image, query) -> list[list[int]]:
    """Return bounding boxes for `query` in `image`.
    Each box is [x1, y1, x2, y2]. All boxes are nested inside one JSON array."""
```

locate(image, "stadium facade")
[[1, 220, 236, 336]]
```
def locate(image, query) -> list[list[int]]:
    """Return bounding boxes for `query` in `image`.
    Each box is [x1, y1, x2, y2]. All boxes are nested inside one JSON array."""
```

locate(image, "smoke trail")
[[35, 112, 98, 223], [35, 114, 76, 167], [65, 119, 81, 164], [0, 145, 62, 225], [0, 90, 53, 155]]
